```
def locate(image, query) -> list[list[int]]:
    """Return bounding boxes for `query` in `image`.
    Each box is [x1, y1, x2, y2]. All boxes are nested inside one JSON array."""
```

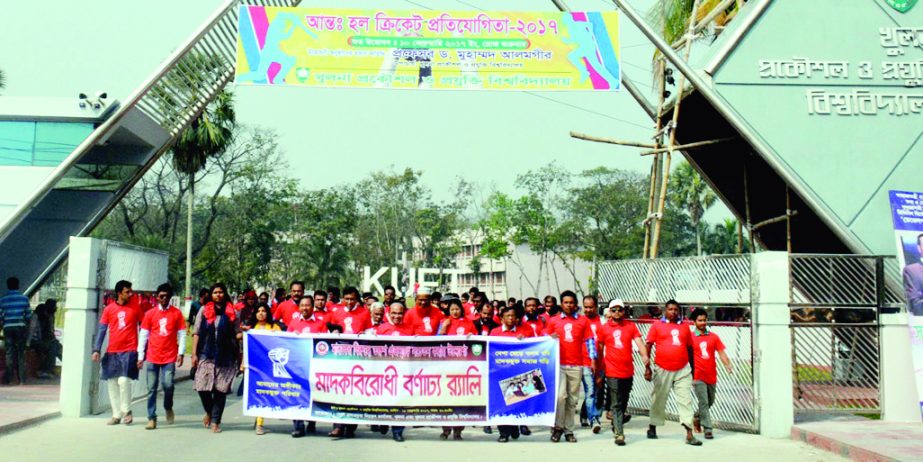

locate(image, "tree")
[[0, 68, 5, 92], [703, 218, 749, 255], [670, 162, 716, 256], [172, 89, 236, 301]]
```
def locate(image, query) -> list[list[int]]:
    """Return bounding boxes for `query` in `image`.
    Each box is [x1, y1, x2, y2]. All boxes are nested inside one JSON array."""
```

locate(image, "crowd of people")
[[15, 277, 734, 446], [0, 277, 62, 385]]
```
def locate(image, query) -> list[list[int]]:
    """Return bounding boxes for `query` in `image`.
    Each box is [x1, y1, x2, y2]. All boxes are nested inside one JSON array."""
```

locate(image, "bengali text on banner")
[[243, 331, 559, 425], [235, 7, 620, 91]]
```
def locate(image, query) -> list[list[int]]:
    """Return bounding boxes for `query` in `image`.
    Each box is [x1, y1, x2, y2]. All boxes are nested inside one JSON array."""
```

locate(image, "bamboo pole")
[[643, 60, 668, 259], [743, 159, 754, 252], [650, 0, 703, 259], [670, 0, 737, 50], [569, 131, 656, 149], [786, 186, 793, 253], [751, 211, 799, 230], [736, 218, 743, 253], [639, 137, 735, 155]]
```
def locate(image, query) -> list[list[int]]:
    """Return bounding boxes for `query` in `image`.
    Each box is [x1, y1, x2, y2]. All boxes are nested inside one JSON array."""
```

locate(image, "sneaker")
[[106, 417, 121, 426], [647, 427, 658, 439], [483, 426, 493, 434], [498, 435, 509, 443], [291, 430, 305, 438], [165, 410, 175, 425], [565, 433, 577, 443], [615, 434, 626, 446], [519, 425, 531, 436], [592, 423, 601, 434], [122, 412, 133, 425], [145, 419, 156, 430], [580, 418, 590, 428]]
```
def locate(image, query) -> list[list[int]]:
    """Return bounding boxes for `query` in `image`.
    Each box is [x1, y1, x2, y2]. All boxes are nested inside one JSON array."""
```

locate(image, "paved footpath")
[[0, 384, 843, 462]]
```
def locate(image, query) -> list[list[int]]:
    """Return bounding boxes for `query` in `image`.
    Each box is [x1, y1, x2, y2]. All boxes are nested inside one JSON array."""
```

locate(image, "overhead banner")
[[235, 6, 620, 91], [243, 331, 559, 425], [888, 190, 923, 417]]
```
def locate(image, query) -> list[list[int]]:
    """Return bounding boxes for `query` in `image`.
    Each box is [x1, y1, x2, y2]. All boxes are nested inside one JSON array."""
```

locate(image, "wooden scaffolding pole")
[[650, 0, 703, 259], [643, 60, 668, 259]]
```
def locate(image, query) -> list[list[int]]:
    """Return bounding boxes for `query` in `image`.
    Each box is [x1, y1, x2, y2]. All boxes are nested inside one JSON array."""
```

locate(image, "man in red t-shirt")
[[273, 281, 305, 328], [644, 299, 699, 445], [520, 297, 547, 337], [331, 287, 370, 335], [544, 290, 595, 443], [92, 280, 143, 425], [375, 302, 414, 442], [490, 304, 531, 443], [690, 308, 732, 440], [287, 297, 329, 335], [579, 295, 605, 433], [598, 299, 649, 445], [137, 283, 186, 430], [287, 297, 328, 438], [311, 289, 330, 322], [404, 287, 444, 335]]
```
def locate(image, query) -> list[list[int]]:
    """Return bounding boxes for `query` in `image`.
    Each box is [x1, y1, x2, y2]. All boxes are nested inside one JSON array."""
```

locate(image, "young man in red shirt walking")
[[644, 299, 700, 445], [580, 295, 605, 433], [544, 290, 596, 443], [690, 308, 732, 439], [598, 299, 649, 445], [92, 280, 143, 425], [137, 283, 186, 430]]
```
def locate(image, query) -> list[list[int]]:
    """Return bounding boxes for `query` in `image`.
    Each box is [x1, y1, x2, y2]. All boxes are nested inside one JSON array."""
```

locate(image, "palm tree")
[[704, 218, 746, 254], [670, 162, 716, 256], [172, 89, 235, 303]]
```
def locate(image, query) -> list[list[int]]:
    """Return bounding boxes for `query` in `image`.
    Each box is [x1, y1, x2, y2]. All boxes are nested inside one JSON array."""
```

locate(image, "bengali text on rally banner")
[[243, 331, 559, 425], [235, 7, 620, 91]]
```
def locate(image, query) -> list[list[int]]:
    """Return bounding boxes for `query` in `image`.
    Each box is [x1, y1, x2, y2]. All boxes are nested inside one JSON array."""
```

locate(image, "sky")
[[0, 0, 730, 221]]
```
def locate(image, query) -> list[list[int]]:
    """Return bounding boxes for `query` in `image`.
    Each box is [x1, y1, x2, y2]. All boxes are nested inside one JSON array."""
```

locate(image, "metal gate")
[[598, 255, 757, 432], [788, 254, 904, 415]]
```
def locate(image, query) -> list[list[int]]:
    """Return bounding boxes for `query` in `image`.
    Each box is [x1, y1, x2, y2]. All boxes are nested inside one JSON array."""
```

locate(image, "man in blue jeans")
[[137, 283, 186, 429], [1, 277, 32, 385], [580, 295, 604, 433]]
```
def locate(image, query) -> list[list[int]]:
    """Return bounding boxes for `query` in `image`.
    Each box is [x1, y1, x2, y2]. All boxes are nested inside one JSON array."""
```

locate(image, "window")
[[0, 121, 93, 167]]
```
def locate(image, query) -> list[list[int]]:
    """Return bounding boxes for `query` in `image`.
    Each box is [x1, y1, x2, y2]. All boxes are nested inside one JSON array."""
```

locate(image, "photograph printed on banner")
[[499, 368, 546, 406]]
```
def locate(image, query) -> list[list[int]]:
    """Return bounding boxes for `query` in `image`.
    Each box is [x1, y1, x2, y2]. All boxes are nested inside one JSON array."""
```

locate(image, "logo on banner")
[[268, 347, 293, 379], [471, 344, 483, 357], [315, 341, 330, 356], [885, 0, 918, 12]]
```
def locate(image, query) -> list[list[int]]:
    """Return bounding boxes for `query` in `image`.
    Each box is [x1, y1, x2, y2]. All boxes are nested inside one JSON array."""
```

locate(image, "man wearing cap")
[[598, 299, 649, 445], [404, 287, 444, 335]]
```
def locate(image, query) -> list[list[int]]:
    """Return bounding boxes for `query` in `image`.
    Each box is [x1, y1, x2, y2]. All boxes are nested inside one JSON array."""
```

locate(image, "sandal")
[[211, 423, 222, 434], [256, 426, 266, 436], [203, 414, 211, 428], [686, 436, 702, 446]]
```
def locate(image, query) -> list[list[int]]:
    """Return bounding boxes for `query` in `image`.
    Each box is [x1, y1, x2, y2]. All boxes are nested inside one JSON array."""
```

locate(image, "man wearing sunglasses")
[[137, 283, 186, 430], [598, 299, 649, 446]]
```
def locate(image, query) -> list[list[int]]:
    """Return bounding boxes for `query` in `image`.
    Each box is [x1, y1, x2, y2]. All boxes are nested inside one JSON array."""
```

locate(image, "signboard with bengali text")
[[235, 6, 620, 91]]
